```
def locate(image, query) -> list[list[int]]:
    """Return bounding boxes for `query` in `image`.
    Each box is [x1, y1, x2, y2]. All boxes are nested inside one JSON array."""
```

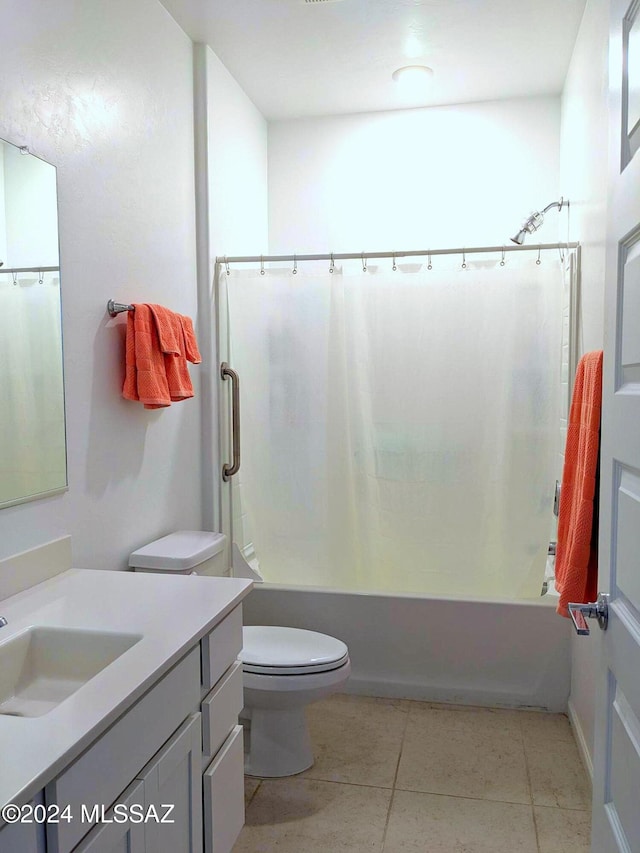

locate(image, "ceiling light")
[[392, 65, 434, 92]]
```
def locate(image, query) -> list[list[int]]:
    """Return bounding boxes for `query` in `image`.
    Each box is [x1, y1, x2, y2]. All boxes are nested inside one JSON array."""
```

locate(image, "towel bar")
[[107, 300, 135, 316]]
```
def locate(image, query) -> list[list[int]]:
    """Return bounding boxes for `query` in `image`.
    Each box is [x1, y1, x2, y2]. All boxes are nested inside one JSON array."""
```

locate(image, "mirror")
[[0, 138, 67, 508]]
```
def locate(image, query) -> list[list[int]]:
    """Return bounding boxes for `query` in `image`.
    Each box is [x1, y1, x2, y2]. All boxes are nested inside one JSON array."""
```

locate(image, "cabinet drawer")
[[202, 660, 244, 762], [46, 647, 200, 853], [203, 726, 244, 853], [200, 606, 242, 693], [72, 780, 145, 853]]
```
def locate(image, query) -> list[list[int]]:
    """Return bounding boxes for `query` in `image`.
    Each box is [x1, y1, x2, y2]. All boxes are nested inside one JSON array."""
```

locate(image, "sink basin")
[[0, 627, 142, 717]]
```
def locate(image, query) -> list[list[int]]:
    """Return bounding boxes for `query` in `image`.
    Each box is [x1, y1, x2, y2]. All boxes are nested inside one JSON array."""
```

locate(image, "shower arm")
[[541, 198, 565, 215]]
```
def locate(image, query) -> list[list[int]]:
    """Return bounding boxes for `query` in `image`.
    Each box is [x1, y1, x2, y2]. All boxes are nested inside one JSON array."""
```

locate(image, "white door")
[[591, 1, 640, 850]]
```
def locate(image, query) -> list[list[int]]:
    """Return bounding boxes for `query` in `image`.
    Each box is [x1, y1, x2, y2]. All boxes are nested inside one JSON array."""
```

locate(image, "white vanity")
[[0, 567, 252, 853]]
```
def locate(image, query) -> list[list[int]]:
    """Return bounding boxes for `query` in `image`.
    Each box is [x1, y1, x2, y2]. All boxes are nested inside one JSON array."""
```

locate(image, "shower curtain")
[[224, 253, 564, 599]]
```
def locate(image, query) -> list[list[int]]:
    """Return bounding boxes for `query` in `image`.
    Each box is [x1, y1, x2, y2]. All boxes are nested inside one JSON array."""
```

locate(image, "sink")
[[0, 627, 142, 717]]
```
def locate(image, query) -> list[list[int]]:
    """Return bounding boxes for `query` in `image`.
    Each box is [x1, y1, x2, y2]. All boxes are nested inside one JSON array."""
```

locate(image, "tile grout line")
[[380, 701, 413, 853], [518, 713, 542, 853]]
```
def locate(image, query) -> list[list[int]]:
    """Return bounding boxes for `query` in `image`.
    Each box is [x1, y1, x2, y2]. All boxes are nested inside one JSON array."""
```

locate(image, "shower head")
[[510, 198, 567, 245]]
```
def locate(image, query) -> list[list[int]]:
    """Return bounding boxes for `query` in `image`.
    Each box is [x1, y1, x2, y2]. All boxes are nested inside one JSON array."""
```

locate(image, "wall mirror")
[[0, 137, 67, 508]]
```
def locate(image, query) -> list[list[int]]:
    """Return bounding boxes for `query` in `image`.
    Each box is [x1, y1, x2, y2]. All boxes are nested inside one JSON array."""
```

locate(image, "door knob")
[[568, 593, 609, 635]]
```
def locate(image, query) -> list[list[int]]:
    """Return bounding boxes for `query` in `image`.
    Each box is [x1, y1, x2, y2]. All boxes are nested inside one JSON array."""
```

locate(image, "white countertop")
[[0, 569, 252, 814]]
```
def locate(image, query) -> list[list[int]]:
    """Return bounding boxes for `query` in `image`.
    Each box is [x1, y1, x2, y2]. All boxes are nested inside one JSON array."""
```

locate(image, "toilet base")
[[244, 707, 314, 777]]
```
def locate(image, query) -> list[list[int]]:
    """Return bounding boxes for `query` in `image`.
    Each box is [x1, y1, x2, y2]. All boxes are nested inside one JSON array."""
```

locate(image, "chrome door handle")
[[221, 362, 240, 481], [568, 593, 609, 635]]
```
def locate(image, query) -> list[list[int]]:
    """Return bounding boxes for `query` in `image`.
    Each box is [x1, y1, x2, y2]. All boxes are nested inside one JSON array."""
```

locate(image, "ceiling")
[[160, 0, 588, 120]]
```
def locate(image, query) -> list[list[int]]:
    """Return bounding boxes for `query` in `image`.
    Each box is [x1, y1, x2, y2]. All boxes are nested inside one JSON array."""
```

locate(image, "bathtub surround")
[[244, 585, 571, 712]]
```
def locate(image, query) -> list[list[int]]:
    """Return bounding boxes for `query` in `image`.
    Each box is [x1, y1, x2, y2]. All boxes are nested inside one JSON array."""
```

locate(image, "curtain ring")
[[558, 245, 565, 264], [392, 252, 397, 271], [38, 270, 44, 284], [536, 247, 542, 265], [329, 252, 334, 274], [500, 247, 506, 267], [260, 255, 265, 275], [224, 256, 230, 276], [12, 272, 18, 286], [292, 254, 297, 275], [427, 250, 432, 271], [461, 250, 467, 269], [362, 251, 367, 272]]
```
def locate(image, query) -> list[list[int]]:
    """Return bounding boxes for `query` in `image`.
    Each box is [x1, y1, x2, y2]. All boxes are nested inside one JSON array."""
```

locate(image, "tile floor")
[[233, 694, 591, 853]]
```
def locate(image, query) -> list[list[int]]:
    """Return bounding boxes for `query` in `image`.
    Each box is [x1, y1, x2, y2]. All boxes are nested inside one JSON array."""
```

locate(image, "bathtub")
[[242, 584, 571, 713]]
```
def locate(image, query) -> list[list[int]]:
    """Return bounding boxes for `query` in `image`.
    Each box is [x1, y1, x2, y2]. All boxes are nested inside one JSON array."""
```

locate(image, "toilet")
[[128, 532, 351, 778], [241, 625, 351, 777]]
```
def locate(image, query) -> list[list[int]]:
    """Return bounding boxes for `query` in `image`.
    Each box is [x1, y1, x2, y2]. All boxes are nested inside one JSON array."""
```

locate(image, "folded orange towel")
[[555, 350, 603, 617], [122, 304, 201, 409]]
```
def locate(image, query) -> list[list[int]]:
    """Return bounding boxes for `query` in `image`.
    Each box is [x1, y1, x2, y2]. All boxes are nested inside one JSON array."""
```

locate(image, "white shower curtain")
[[225, 253, 564, 599]]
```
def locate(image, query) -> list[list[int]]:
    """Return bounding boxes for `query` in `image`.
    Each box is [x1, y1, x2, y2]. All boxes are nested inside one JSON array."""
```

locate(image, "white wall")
[[192, 45, 268, 533], [203, 49, 269, 260], [268, 96, 562, 254], [559, 0, 609, 775], [0, 0, 201, 571]]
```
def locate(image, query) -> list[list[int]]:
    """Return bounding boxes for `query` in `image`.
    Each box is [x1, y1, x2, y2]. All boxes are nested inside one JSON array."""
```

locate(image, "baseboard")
[[567, 698, 594, 783], [345, 675, 560, 711]]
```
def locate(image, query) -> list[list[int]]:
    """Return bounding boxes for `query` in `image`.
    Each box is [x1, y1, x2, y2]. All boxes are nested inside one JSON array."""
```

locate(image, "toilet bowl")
[[241, 625, 351, 777]]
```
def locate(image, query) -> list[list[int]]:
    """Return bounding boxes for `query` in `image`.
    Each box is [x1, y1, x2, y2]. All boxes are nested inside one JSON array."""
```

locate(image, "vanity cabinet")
[[72, 781, 146, 853], [0, 605, 245, 853], [0, 794, 47, 853]]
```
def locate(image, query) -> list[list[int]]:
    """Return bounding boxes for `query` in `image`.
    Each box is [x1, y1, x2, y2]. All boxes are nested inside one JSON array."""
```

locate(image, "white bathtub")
[[242, 584, 572, 713]]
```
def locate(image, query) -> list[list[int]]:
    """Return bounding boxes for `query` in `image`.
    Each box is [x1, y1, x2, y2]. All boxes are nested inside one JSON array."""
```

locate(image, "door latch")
[[568, 593, 609, 635]]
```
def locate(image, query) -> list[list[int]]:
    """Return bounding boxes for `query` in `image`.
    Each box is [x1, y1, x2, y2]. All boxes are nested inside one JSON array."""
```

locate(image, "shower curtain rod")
[[215, 242, 579, 266], [0, 265, 60, 274]]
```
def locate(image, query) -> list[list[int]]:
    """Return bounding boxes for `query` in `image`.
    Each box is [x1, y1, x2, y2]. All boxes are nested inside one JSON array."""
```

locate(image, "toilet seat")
[[242, 626, 349, 676]]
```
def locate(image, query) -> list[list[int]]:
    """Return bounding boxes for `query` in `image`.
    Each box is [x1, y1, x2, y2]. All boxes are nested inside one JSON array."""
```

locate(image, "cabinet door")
[[136, 713, 202, 853], [72, 781, 145, 853], [203, 725, 244, 853], [0, 792, 46, 853]]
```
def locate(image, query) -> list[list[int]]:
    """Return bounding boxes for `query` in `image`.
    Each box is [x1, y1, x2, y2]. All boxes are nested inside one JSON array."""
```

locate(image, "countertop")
[[0, 569, 252, 814]]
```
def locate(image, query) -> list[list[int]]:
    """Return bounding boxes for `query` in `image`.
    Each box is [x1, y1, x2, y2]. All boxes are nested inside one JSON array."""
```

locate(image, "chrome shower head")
[[510, 198, 566, 245]]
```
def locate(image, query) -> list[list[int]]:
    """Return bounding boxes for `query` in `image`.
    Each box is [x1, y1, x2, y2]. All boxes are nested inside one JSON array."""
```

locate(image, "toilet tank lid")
[[128, 531, 226, 570]]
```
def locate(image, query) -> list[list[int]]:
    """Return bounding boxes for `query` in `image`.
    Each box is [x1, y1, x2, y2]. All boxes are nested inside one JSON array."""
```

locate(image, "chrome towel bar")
[[107, 300, 135, 316]]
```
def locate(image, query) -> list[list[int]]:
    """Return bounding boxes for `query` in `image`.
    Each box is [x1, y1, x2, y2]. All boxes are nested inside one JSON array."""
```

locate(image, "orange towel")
[[555, 350, 603, 617], [148, 305, 202, 404], [122, 304, 201, 409]]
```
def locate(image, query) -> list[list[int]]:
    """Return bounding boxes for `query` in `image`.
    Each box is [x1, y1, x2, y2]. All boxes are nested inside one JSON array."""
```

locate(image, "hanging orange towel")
[[555, 350, 603, 617], [122, 304, 201, 409], [147, 304, 202, 404]]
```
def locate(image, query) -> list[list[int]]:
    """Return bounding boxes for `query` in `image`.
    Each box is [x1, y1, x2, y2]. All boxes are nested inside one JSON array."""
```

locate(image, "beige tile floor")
[[233, 694, 592, 853]]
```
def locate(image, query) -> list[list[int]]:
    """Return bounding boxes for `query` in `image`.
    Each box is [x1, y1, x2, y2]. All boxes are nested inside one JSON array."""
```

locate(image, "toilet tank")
[[128, 531, 228, 576]]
